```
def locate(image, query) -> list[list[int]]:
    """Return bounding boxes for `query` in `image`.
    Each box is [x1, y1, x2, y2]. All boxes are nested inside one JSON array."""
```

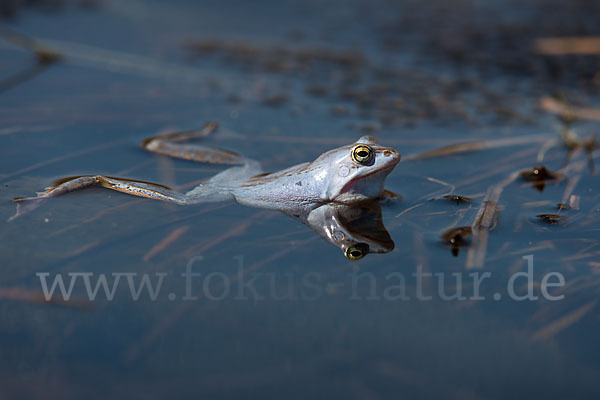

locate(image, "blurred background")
[[1, 0, 599, 399]]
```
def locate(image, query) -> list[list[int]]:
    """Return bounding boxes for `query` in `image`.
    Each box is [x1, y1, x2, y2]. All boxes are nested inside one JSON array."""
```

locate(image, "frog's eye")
[[352, 145, 374, 165], [345, 243, 369, 260]]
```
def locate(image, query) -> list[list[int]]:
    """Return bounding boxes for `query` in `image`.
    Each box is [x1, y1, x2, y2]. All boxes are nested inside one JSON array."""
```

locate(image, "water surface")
[[1, 0, 599, 398]]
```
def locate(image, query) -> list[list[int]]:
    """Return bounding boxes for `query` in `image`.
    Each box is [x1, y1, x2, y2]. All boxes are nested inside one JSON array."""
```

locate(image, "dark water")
[[1, 0, 600, 398]]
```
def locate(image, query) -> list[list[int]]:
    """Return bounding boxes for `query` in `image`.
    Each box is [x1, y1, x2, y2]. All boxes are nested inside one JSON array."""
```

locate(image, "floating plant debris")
[[520, 166, 559, 181], [534, 37, 600, 56], [473, 201, 499, 232], [541, 96, 600, 123], [0, 26, 63, 93], [441, 226, 472, 256], [260, 93, 289, 107], [441, 194, 473, 205], [520, 166, 560, 191], [330, 105, 349, 116], [535, 213, 565, 224], [557, 129, 600, 172]]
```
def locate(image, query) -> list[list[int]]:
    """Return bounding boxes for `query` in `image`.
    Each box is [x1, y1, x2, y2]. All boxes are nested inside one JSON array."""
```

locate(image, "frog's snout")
[[381, 149, 401, 163]]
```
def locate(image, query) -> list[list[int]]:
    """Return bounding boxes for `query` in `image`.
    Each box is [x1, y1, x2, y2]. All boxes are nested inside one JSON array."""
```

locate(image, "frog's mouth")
[[336, 164, 397, 200], [351, 164, 395, 182]]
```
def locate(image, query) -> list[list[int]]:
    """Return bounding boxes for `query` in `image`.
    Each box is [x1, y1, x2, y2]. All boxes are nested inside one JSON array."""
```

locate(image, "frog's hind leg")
[[14, 175, 188, 203], [141, 121, 246, 165], [11, 122, 251, 221], [9, 175, 198, 221]]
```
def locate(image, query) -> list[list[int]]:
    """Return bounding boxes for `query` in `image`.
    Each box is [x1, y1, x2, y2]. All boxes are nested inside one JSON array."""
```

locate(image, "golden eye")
[[352, 145, 374, 165], [345, 243, 369, 260]]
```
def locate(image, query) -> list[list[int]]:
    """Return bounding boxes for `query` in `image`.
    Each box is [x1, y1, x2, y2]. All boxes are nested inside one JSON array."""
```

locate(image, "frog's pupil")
[[351, 249, 362, 257], [358, 150, 368, 158]]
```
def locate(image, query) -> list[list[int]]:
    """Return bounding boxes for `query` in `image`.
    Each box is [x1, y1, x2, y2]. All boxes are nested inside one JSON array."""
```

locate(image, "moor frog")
[[12, 122, 401, 259]]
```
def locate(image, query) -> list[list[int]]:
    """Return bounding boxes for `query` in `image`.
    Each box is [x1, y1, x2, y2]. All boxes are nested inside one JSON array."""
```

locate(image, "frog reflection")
[[299, 201, 394, 260], [12, 122, 400, 259]]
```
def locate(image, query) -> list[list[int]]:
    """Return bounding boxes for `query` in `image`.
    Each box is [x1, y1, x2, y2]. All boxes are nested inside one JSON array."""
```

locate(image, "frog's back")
[[233, 162, 327, 213]]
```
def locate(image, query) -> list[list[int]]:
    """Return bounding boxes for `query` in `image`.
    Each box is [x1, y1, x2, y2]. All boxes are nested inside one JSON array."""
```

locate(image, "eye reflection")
[[345, 243, 369, 260]]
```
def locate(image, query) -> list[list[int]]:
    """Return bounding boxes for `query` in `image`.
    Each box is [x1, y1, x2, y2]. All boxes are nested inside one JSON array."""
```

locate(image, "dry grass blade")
[[466, 201, 496, 269], [24, 37, 210, 84], [395, 203, 425, 218], [466, 170, 520, 268], [562, 175, 581, 206], [0, 26, 62, 65], [0, 124, 62, 136], [48, 199, 146, 238], [0, 62, 51, 94], [540, 96, 600, 122], [0, 287, 90, 309], [532, 301, 597, 341], [183, 210, 270, 256], [404, 134, 552, 161], [143, 226, 190, 262], [405, 142, 487, 160], [0, 26, 62, 93], [534, 37, 600, 55], [0, 139, 126, 184]]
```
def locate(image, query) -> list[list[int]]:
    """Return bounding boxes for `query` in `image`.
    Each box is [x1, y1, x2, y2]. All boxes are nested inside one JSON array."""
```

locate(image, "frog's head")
[[315, 136, 400, 203]]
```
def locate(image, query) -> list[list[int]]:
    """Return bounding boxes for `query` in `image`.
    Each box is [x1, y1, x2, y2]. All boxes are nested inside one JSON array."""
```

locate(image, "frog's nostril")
[[383, 149, 400, 159]]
